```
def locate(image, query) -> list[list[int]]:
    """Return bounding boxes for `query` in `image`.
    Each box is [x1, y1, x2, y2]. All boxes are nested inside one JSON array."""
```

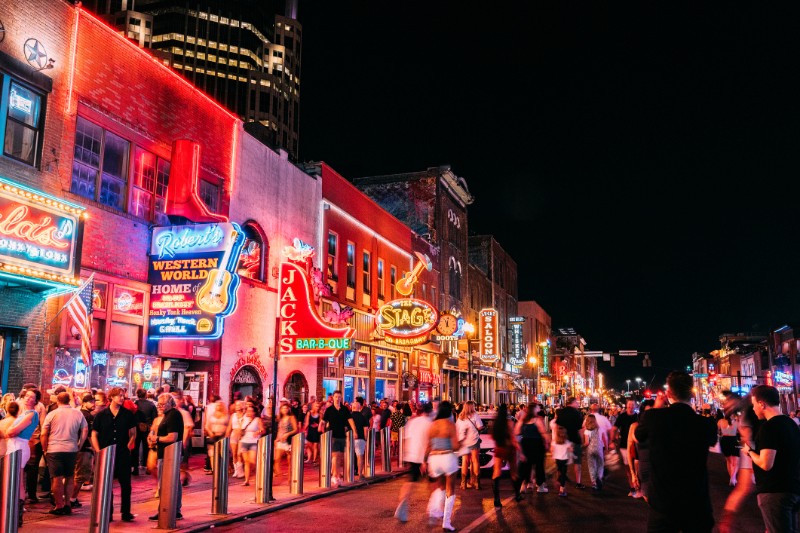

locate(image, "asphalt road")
[[215, 452, 764, 533]]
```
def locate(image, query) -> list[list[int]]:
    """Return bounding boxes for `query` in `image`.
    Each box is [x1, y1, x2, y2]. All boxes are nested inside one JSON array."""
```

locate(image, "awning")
[[416, 341, 443, 354]]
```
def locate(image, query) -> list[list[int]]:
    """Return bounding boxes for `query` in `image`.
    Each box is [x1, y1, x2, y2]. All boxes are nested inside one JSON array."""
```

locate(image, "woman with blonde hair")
[[455, 400, 483, 490], [226, 400, 245, 478]]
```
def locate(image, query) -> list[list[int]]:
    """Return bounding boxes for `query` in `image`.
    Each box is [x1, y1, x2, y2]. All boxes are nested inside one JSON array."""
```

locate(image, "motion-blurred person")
[[395, 402, 432, 522], [426, 401, 461, 531]]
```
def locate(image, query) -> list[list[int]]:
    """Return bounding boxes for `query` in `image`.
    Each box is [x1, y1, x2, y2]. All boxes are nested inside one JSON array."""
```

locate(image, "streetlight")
[[462, 321, 476, 402], [626, 379, 631, 393], [635, 377, 642, 395], [529, 356, 538, 400]]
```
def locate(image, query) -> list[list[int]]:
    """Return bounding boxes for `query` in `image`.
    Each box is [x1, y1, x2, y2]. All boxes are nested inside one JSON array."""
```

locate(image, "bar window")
[[3, 81, 43, 166], [327, 231, 338, 281], [362, 250, 371, 295], [390, 265, 397, 299], [71, 116, 129, 210], [346, 242, 356, 289], [198, 179, 220, 212], [377, 259, 385, 299], [129, 146, 170, 222]]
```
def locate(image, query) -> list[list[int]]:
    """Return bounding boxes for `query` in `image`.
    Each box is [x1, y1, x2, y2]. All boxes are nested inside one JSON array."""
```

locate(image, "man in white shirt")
[[395, 403, 433, 522], [585, 404, 613, 479]]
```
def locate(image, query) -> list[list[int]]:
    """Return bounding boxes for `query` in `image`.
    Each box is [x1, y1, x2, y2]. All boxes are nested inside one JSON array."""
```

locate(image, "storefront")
[[229, 350, 269, 403]]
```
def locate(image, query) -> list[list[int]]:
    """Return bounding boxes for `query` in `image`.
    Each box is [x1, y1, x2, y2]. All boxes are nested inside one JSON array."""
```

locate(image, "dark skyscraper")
[[85, 0, 301, 159]]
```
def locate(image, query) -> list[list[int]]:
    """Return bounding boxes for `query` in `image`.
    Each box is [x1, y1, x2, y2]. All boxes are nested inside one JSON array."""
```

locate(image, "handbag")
[[468, 417, 482, 447]]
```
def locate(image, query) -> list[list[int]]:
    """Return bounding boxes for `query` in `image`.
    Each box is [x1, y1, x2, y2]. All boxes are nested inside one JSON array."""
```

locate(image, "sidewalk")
[[22, 451, 407, 532]]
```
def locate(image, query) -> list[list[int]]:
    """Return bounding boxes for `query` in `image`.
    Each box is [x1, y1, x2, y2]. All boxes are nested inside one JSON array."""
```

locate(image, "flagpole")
[[43, 272, 95, 332]]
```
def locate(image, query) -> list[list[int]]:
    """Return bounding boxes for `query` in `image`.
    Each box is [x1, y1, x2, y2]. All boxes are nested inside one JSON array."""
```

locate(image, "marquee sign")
[[376, 298, 438, 346], [147, 223, 244, 339], [509, 320, 525, 366], [278, 258, 355, 357], [0, 176, 84, 287], [479, 308, 500, 363]]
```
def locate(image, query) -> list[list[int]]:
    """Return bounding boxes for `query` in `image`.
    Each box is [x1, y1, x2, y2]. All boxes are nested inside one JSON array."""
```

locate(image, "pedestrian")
[[745, 384, 800, 533], [70, 394, 96, 506], [91, 387, 137, 522], [319, 390, 356, 487], [634, 371, 717, 532], [719, 392, 759, 533], [516, 403, 549, 493], [551, 426, 573, 497], [133, 388, 157, 476], [556, 397, 585, 489], [239, 402, 265, 486], [19, 387, 47, 506], [147, 401, 165, 498], [204, 397, 229, 474], [92, 391, 108, 415], [148, 393, 184, 521], [455, 400, 483, 490], [227, 400, 245, 478], [425, 401, 460, 531], [171, 390, 195, 487], [41, 391, 88, 515], [305, 401, 321, 464], [390, 402, 407, 457], [582, 414, 608, 491], [0, 400, 28, 527], [395, 402, 433, 522], [613, 400, 639, 497], [491, 403, 523, 505], [350, 398, 368, 479]]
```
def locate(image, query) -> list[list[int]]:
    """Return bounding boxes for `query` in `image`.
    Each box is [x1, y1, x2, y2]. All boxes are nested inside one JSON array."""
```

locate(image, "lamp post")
[[463, 322, 476, 403], [626, 379, 631, 393], [528, 356, 538, 401], [635, 377, 642, 396]]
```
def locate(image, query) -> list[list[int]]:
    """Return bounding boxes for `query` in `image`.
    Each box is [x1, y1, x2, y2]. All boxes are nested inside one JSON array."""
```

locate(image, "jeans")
[[110, 453, 132, 516], [555, 459, 568, 487], [757, 492, 800, 533], [587, 449, 604, 486]]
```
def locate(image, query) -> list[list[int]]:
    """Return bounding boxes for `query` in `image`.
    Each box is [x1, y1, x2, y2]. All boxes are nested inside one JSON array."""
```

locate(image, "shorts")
[[720, 436, 739, 457], [408, 462, 422, 482], [572, 443, 583, 462], [619, 448, 630, 466], [240, 441, 258, 452], [46, 452, 77, 478], [74, 450, 94, 486], [276, 441, 290, 452], [354, 439, 366, 456], [332, 438, 346, 453], [427, 452, 459, 478]]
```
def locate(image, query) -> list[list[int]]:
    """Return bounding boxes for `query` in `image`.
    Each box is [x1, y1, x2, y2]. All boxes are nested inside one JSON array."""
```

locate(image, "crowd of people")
[[0, 372, 797, 532]]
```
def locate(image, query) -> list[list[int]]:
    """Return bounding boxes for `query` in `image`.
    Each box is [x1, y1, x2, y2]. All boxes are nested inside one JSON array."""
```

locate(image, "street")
[[214, 451, 764, 533]]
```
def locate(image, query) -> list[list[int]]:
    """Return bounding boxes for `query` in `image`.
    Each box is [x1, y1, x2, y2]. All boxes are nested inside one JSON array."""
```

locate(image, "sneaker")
[[525, 483, 534, 493], [176, 513, 184, 520], [70, 499, 82, 508], [81, 484, 93, 492], [537, 485, 549, 493], [204, 469, 213, 475], [632, 491, 643, 499], [149, 514, 158, 521], [331, 476, 340, 487], [558, 489, 567, 497], [121, 513, 135, 522], [49, 507, 69, 515]]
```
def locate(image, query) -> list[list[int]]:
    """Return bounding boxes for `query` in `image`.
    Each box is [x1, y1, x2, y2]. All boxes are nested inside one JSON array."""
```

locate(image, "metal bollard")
[[319, 430, 332, 488], [289, 433, 305, 495], [88, 444, 116, 533], [398, 426, 405, 469], [157, 442, 182, 529], [365, 428, 376, 478], [0, 449, 21, 533], [343, 429, 355, 483], [255, 436, 273, 504], [381, 426, 392, 473], [211, 437, 230, 514]]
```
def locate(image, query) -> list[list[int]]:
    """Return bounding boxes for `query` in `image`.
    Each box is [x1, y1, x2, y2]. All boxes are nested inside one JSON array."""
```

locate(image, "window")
[[71, 116, 129, 210], [346, 242, 355, 289], [129, 146, 170, 222], [237, 223, 266, 282], [198, 179, 219, 212], [3, 80, 44, 166], [362, 251, 371, 295], [377, 259, 385, 299], [387, 356, 397, 372], [343, 350, 355, 368], [390, 266, 397, 299], [375, 355, 384, 372], [327, 232, 338, 281]]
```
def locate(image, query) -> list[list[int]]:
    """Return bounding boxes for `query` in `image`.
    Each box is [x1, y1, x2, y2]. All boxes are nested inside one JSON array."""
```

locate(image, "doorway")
[[283, 371, 308, 405]]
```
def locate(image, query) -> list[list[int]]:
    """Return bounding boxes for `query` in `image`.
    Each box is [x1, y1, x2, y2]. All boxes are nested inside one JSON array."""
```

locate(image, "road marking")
[[459, 496, 516, 533]]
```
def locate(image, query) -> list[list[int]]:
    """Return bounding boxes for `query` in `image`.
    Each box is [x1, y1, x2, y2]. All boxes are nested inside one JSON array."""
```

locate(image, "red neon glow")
[[277, 261, 355, 358], [165, 140, 227, 223], [229, 123, 239, 195]]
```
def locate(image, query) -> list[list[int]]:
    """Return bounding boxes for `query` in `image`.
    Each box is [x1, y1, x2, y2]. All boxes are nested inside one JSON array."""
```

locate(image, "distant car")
[[457, 412, 509, 473]]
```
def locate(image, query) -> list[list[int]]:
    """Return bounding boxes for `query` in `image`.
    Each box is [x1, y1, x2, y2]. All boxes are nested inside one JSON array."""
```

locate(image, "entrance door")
[[231, 366, 263, 403], [284, 372, 308, 404]]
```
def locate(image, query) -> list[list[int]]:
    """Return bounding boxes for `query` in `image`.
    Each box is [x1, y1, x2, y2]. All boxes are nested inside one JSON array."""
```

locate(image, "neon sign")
[[9, 88, 33, 115], [0, 176, 84, 286], [479, 308, 499, 363], [278, 259, 355, 357], [375, 298, 438, 346], [147, 222, 244, 339], [509, 319, 525, 366]]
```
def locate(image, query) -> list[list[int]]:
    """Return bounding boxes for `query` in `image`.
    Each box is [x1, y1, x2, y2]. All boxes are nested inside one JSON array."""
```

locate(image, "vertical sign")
[[542, 342, 550, 376], [509, 316, 525, 366], [479, 308, 499, 363]]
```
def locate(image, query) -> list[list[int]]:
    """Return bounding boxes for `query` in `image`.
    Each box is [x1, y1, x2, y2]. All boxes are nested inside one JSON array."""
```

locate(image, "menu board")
[[131, 355, 161, 392]]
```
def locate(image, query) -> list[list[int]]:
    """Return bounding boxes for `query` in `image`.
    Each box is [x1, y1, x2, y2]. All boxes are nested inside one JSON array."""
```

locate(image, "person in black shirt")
[[148, 393, 185, 521], [91, 387, 137, 522], [556, 397, 585, 488], [745, 385, 800, 533], [351, 398, 368, 479], [133, 388, 157, 476], [613, 400, 639, 496], [320, 390, 356, 486]]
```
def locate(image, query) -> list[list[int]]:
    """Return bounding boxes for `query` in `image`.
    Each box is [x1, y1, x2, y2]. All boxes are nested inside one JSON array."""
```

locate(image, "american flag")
[[67, 276, 94, 368]]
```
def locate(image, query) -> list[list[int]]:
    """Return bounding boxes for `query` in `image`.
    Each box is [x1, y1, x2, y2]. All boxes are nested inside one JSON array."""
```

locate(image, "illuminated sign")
[[132, 355, 161, 391], [9, 88, 32, 114], [229, 349, 269, 383], [0, 176, 84, 286], [509, 321, 524, 366], [375, 298, 438, 346], [278, 260, 355, 357], [147, 223, 244, 339], [542, 342, 550, 376], [774, 370, 793, 389], [479, 308, 499, 363], [113, 286, 145, 316], [419, 369, 440, 385]]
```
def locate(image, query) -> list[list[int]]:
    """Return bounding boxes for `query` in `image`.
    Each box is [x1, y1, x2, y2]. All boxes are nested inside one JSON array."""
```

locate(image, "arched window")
[[237, 221, 268, 282]]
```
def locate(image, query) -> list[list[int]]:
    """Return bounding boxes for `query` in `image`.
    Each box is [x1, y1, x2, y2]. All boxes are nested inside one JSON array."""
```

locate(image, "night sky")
[[296, 2, 800, 389]]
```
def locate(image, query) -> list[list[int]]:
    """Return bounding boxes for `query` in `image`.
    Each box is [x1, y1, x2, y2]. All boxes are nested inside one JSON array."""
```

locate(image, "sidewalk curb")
[[179, 469, 409, 532]]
